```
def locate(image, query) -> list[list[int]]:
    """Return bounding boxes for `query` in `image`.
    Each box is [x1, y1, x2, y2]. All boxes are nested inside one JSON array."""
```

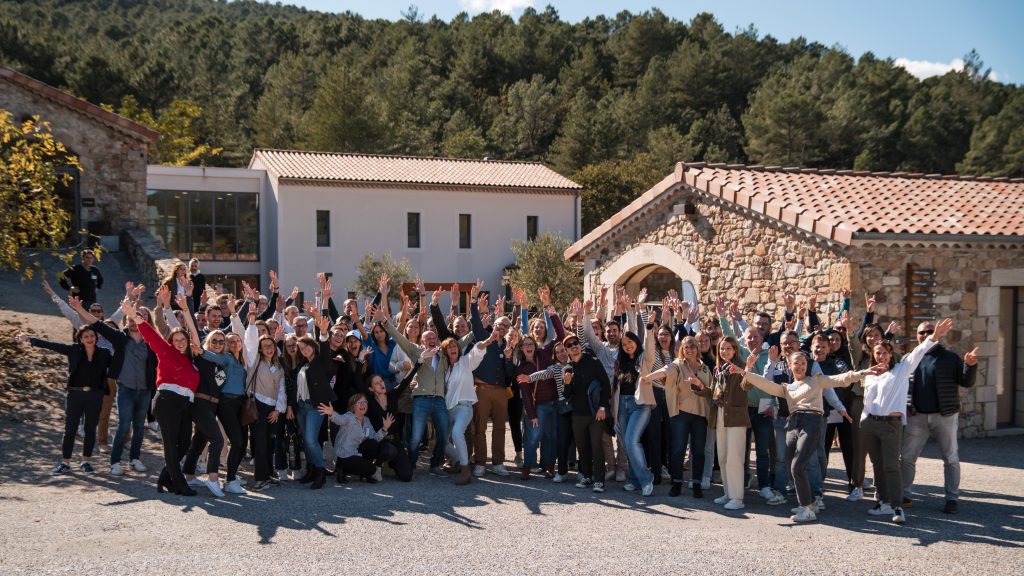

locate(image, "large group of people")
[[18, 251, 980, 524]]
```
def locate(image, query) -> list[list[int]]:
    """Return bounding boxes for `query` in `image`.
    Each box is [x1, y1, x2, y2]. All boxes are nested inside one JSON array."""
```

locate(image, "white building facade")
[[147, 151, 581, 300]]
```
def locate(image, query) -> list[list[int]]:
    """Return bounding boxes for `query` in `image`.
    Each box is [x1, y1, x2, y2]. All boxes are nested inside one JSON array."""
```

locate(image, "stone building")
[[0, 65, 157, 242], [565, 162, 1024, 437]]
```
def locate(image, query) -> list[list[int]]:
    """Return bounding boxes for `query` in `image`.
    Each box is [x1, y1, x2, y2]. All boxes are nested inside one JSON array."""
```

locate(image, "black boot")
[[310, 467, 326, 490], [298, 466, 315, 484], [156, 468, 174, 493]]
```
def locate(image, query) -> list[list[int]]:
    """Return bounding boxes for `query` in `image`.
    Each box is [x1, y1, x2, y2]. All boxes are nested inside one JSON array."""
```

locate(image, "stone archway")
[[590, 243, 701, 308]]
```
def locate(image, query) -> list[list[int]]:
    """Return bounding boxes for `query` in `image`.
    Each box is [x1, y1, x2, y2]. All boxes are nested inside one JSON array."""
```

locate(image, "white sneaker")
[[815, 496, 825, 511], [129, 459, 147, 473], [514, 451, 524, 468], [615, 470, 626, 482], [792, 503, 818, 514], [110, 462, 123, 476], [472, 465, 486, 477], [186, 478, 204, 488], [641, 483, 654, 497], [605, 470, 616, 481], [372, 466, 383, 483], [701, 480, 711, 490], [661, 466, 671, 481], [760, 486, 775, 499], [868, 503, 895, 516], [146, 422, 160, 433], [203, 479, 225, 497], [592, 482, 605, 493], [747, 475, 757, 490], [767, 492, 787, 506], [223, 479, 246, 494], [791, 507, 817, 522], [491, 464, 511, 477], [575, 477, 593, 488], [847, 487, 863, 501], [892, 507, 906, 524], [714, 495, 730, 505], [552, 473, 565, 483], [724, 499, 745, 510], [623, 483, 637, 492]]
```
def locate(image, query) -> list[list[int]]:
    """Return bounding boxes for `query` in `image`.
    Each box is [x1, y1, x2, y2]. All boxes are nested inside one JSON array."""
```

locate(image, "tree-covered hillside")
[[2, 0, 1021, 231]]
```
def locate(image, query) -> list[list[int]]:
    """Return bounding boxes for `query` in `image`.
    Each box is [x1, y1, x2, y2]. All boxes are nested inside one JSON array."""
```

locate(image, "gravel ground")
[[1, 257, 1022, 574], [0, 430, 1021, 575]]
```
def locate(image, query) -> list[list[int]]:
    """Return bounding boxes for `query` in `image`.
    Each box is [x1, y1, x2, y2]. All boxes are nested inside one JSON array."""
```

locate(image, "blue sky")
[[280, 0, 1023, 84]]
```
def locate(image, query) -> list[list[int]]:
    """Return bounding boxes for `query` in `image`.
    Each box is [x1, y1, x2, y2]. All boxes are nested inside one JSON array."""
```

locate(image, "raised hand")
[[783, 293, 796, 311], [289, 286, 300, 301], [181, 276, 194, 297], [226, 297, 237, 316], [583, 299, 593, 315], [745, 352, 757, 372], [378, 272, 389, 295], [538, 285, 551, 308], [728, 300, 740, 320], [68, 294, 83, 311], [964, 347, 980, 366], [322, 280, 332, 302], [933, 318, 953, 340], [807, 293, 817, 311], [886, 320, 902, 336], [512, 287, 526, 307], [450, 283, 459, 305], [317, 403, 334, 417], [637, 287, 648, 307], [317, 314, 330, 334], [714, 296, 727, 318], [865, 292, 877, 313], [866, 363, 889, 376], [414, 278, 425, 295], [382, 413, 395, 431], [841, 288, 851, 300], [431, 289, 442, 306], [470, 278, 483, 300], [768, 345, 780, 363], [42, 279, 55, 297], [267, 270, 279, 293], [494, 295, 506, 316], [420, 347, 438, 361], [174, 293, 189, 311]]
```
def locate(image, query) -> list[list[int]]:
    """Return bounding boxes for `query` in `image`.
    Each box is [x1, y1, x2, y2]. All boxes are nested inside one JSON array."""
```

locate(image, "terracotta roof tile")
[[251, 149, 581, 191], [0, 65, 158, 142], [565, 162, 1024, 260]]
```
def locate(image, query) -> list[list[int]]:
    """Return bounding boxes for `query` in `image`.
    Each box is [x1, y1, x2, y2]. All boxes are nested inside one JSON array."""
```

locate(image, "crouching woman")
[[318, 394, 398, 483]]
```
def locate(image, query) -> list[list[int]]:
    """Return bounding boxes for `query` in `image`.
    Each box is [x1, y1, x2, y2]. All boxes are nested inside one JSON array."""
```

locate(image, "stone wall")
[[852, 245, 1024, 437], [580, 191, 1024, 437], [121, 228, 180, 303], [0, 79, 149, 232], [583, 195, 853, 324]]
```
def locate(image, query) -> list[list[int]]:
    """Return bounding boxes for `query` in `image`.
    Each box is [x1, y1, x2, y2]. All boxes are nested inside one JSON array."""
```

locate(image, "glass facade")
[[147, 190, 259, 261]]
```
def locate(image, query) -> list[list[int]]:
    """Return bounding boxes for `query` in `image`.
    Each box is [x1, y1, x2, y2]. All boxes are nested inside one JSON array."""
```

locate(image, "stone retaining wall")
[[120, 228, 180, 303]]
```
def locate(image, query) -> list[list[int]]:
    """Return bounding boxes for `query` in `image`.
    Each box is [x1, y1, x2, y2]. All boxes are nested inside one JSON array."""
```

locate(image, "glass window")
[[238, 223, 258, 261], [407, 212, 420, 248], [459, 214, 471, 249], [190, 226, 213, 260], [238, 194, 258, 228], [214, 193, 237, 226], [316, 210, 330, 247], [214, 226, 238, 260], [190, 193, 212, 227], [527, 215, 538, 241]]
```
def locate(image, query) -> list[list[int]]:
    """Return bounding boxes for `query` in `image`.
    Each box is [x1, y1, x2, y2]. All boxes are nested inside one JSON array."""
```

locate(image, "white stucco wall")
[[272, 182, 579, 298]]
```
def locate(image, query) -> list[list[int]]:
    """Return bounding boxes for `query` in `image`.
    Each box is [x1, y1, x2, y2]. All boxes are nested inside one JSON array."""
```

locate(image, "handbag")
[[239, 367, 259, 427]]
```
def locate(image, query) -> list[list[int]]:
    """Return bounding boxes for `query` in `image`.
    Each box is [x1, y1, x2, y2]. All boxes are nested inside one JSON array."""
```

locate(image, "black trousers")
[[508, 395, 523, 453], [571, 415, 605, 482], [643, 388, 669, 477], [182, 398, 225, 476], [63, 389, 104, 459], [338, 438, 399, 478], [556, 410, 574, 475], [154, 390, 193, 490], [251, 401, 276, 482], [217, 395, 245, 482], [825, 418, 856, 486]]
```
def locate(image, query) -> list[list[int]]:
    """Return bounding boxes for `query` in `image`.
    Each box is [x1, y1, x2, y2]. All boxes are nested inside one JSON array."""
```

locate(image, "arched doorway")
[[591, 243, 700, 309]]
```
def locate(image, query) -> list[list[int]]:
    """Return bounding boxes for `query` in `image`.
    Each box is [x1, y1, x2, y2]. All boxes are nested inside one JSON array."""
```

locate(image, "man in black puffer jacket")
[[901, 321, 978, 515]]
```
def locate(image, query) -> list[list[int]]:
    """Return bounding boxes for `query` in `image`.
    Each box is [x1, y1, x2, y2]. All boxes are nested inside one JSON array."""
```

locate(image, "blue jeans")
[[109, 387, 150, 465], [745, 407, 773, 490], [669, 411, 708, 486], [524, 401, 557, 468], [619, 396, 653, 487], [448, 402, 474, 465], [408, 396, 449, 468], [772, 415, 789, 493], [296, 401, 325, 469]]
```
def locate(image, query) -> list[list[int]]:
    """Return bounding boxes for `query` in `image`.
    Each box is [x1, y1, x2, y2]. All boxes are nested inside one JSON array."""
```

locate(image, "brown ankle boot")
[[455, 463, 472, 485], [520, 466, 531, 480]]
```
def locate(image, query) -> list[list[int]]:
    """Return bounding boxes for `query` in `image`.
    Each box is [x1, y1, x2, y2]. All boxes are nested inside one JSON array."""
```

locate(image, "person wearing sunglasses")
[[900, 322, 979, 515], [561, 334, 612, 493]]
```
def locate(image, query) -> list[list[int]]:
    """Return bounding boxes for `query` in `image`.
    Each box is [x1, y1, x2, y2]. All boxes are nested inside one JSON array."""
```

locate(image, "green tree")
[[108, 96, 222, 166], [0, 112, 80, 278], [304, 61, 387, 153], [442, 110, 488, 158], [490, 74, 559, 159], [509, 232, 582, 311], [958, 89, 1024, 177], [572, 154, 663, 233], [354, 252, 413, 300]]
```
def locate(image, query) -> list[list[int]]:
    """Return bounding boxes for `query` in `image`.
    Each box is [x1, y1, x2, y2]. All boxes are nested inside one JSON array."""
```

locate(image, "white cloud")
[[894, 57, 965, 79], [457, 0, 534, 15]]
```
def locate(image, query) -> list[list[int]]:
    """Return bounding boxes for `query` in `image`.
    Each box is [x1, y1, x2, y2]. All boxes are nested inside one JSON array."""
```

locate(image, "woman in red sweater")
[[126, 301, 199, 495]]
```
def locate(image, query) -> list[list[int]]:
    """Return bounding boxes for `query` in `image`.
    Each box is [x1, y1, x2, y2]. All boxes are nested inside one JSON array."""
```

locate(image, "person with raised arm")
[[125, 299, 200, 495], [860, 317, 954, 524], [561, 333, 612, 493], [737, 346, 885, 522], [15, 304, 112, 476]]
